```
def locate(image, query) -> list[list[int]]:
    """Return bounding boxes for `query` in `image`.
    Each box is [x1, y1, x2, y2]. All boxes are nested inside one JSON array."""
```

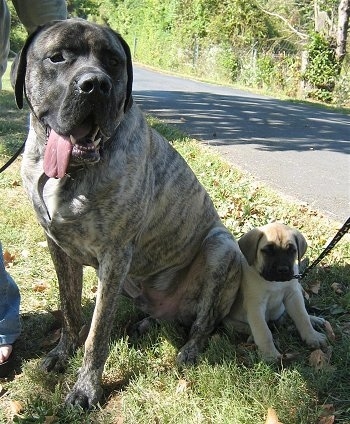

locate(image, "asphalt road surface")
[[133, 65, 350, 223]]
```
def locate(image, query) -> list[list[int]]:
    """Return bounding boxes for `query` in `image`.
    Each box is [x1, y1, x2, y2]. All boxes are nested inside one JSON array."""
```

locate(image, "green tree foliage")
[[8, 0, 349, 104], [8, 2, 27, 52], [303, 32, 340, 102], [66, 0, 101, 18]]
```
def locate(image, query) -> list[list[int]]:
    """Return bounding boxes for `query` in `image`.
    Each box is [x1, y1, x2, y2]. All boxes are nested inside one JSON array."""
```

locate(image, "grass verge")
[[0, 66, 349, 424]]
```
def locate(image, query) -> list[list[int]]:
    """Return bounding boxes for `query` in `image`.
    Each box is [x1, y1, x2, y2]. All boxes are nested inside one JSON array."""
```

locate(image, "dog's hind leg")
[[41, 236, 84, 373], [177, 228, 242, 365]]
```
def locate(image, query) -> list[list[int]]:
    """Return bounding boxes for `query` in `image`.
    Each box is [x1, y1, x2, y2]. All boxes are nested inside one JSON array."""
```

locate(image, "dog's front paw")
[[258, 343, 283, 362], [309, 316, 326, 328], [305, 331, 328, 349], [261, 351, 282, 362], [177, 342, 200, 366], [65, 375, 103, 410]]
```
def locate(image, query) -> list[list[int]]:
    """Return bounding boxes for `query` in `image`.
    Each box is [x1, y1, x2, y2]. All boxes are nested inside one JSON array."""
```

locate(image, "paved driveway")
[[133, 65, 350, 223]]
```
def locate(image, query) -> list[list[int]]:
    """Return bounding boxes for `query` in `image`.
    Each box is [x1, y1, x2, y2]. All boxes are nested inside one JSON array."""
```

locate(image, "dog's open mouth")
[[44, 121, 102, 179]]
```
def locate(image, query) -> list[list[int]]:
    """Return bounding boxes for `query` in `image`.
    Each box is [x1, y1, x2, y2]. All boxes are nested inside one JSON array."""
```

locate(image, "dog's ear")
[[238, 228, 263, 265], [11, 27, 43, 109], [115, 33, 133, 113], [293, 229, 307, 261]]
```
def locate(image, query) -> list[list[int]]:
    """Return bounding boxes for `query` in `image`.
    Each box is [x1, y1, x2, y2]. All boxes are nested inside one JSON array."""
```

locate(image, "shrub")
[[303, 32, 340, 102]]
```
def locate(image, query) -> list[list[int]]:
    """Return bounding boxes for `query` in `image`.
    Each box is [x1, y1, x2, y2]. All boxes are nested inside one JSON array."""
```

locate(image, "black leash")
[[0, 141, 25, 173], [297, 216, 350, 280]]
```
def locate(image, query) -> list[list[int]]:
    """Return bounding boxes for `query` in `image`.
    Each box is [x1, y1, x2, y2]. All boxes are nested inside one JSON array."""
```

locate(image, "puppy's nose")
[[77, 73, 112, 96], [277, 265, 290, 275]]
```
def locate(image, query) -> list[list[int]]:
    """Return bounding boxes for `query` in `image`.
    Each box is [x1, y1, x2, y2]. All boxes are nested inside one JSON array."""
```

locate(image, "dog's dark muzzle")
[[262, 263, 294, 282]]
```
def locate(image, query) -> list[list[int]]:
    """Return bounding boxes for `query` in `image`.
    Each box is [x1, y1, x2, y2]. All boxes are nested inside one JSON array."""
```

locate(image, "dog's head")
[[238, 222, 307, 282], [11, 18, 133, 178]]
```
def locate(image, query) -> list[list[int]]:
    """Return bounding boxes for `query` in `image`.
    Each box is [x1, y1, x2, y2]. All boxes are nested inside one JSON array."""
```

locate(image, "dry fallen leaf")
[[32, 281, 49, 292], [3, 250, 16, 267], [10, 400, 24, 414], [265, 407, 283, 424], [331, 282, 344, 295], [324, 321, 336, 342], [319, 403, 335, 415], [37, 241, 48, 248], [44, 415, 58, 424], [307, 280, 321, 295], [318, 415, 335, 424], [176, 379, 190, 394], [309, 349, 331, 370], [341, 321, 350, 335], [317, 403, 335, 424]]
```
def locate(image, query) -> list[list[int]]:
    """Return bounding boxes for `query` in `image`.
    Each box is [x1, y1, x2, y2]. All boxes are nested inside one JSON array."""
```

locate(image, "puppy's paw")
[[309, 316, 326, 329], [305, 331, 328, 349], [261, 350, 283, 362]]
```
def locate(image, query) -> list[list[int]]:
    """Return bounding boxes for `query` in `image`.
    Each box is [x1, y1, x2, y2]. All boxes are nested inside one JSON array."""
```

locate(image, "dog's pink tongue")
[[44, 130, 73, 178]]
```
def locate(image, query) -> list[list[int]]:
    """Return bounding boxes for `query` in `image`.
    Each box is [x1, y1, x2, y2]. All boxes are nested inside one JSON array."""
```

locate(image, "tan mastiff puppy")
[[223, 222, 327, 360]]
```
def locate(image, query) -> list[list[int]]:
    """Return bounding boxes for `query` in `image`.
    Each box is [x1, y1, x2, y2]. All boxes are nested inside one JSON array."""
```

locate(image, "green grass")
[[0, 65, 349, 424]]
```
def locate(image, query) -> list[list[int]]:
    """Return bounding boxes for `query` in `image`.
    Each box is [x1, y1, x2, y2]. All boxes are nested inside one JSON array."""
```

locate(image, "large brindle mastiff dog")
[[11, 19, 244, 408]]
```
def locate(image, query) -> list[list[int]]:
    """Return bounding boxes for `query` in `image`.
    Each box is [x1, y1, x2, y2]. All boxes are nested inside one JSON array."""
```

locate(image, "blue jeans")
[[0, 242, 21, 345]]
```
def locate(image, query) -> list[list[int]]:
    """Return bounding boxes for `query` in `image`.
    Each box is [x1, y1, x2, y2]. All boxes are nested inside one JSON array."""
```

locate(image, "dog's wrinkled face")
[[12, 19, 133, 178], [256, 234, 298, 281], [238, 223, 307, 282]]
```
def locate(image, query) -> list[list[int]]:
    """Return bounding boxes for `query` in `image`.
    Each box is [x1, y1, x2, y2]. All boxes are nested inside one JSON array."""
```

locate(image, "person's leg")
[[0, 0, 10, 89], [0, 243, 21, 364], [12, 0, 67, 34]]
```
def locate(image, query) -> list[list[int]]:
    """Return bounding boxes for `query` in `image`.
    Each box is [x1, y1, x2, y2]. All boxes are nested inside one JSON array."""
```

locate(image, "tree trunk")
[[336, 0, 350, 64]]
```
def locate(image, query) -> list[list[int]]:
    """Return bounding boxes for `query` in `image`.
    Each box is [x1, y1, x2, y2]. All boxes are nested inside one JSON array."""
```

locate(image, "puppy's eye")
[[49, 53, 65, 63], [261, 244, 275, 255], [287, 244, 297, 254]]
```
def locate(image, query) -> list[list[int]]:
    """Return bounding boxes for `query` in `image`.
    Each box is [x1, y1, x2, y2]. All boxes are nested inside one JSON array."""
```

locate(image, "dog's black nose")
[[276, 265, 290, 276], [77, 73, 112, 96]]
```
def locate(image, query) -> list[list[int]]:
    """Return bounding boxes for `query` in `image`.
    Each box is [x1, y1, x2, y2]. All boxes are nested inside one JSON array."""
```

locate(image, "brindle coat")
[[12, 18, 243, 409]]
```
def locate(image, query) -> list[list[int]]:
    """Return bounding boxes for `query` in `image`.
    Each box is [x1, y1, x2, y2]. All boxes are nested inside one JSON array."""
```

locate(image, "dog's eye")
[[287, 244, 297, 254], [261, 244, 275, 255], [49, 53, 65, 63], [107, 57, 119, 67]]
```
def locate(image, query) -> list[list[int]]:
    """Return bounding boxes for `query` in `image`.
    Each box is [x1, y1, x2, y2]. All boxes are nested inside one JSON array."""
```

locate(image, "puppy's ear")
[[293, 229, 307, 260], [115, 33, 133, 113], [238, 228, 263, 265], [11, 27, 43, 109]]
